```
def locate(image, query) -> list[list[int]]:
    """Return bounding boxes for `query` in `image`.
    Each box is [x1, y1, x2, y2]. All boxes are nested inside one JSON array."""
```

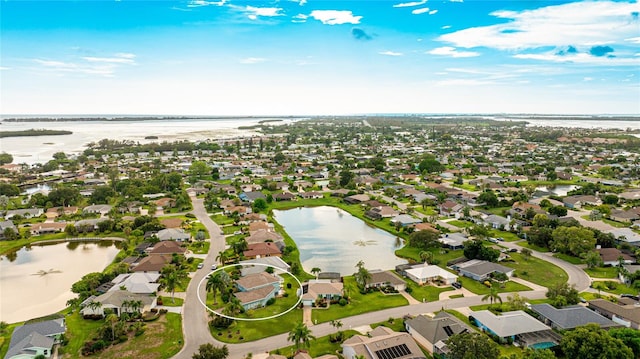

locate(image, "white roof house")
[[405, 264, 458, 285]]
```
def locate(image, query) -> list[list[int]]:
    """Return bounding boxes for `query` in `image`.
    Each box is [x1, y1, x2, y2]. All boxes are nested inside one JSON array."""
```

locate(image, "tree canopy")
[[192, 344, 229, 359], [560, 324, 634, 359], [445, 332, 500, 359]]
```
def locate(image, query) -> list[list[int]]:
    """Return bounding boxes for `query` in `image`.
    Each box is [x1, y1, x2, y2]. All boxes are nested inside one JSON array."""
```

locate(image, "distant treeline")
[[0, 129, 73, 138], [2, 116, 296, 122]]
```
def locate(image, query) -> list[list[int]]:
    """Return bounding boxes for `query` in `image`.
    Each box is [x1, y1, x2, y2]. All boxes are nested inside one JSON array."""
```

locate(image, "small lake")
[[272, 206, 407, 276], [0, 240, 121, 323], [535, 185, 580, 197]]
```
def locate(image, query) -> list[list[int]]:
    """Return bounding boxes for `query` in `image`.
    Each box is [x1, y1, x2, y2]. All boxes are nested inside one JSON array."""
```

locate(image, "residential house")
[[620, 265, 640, 285], [245, 229, 284, 245], [483, 214, 512, 230], [160, 217, 183, 229], [156, 228, 190, 241], [299, 191, 323, 199], [243, 242, 282, 259], [154, 197, 176, 209], [239, 256, 291, 276], [273, 192, 296, 201], [4, 208, 44, 219], [74, 218, 109, 232], [609, 210, 639, 224], [81, 290, 156, 317], [148, 240, 187, 255], [454, 260, 514, 282], [470, 310, 560, 347], [364, 206, 399, 220], [530, 303, 618, 330], [82, 204, 112, 215], [438, 201, 464, 218], [301, 280, 344, 307], [0, 220, 18, 239], [5, 318, 65, 359], [439, 233, 466, 250], [597, 247, 634, 266], [606, 228, 640, 247], [341, 326, 426, 359], [404, 264, 458, 285], [131, 254, 173, 273], [405, 312, 472, 355], [239, 191, 266, 203], [390, 215, 421, 227], [563, 195, 601, 209], [366, 270, 406, 291], [344, 194, 370, 205], [29, 222, 67, 236], [234, 272, 280, 310], [588, 299, 640, 329], [108, 273, 161, 295]]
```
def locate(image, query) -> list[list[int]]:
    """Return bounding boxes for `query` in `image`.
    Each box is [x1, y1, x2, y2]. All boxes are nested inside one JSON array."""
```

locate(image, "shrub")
[[266, 298, 276, 306], [339, 298, 348, 306], [405, 287, 413, 293]]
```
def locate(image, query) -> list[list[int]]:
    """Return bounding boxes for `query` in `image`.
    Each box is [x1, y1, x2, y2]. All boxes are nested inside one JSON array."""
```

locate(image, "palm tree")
[[354, 260, 372, 290], [130, 300, 143, 316], [287, 322, 316, 350], [105, 313, 119, 341], [216, 250, 230, 266], [206, 271, 231, 305], [481, 287, 502, 308], [160, 265, 188, 303], [223, 296, 244, 316], [231, 239, 248, 258], [419, 251, 434, 264], [311, 267, 322, 279], [87, 301, 102, 316]]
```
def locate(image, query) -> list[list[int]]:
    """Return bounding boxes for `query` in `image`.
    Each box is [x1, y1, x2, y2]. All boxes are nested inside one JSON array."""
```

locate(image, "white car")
[[211, 264, 218, 270], [197, 263, 204, 269]]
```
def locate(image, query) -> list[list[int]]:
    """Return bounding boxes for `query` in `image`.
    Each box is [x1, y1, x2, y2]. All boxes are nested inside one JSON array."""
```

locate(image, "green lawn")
[[311, 277, 409, 324], [591, 281, 638, 296], [159, 296, 184, 307], [601, 218, 629, 228], [371, 319, 406, 333], [502, 253, 568, 289], [211, 214, 235, 226], [487, 230, 521, 242], [188, 241, 210, 254], [553, 253, 584, 264], [59, 312, 104, 358], [0, 321, 24, 359], [447, 220, 474, 229], [395, 246, 464, 266], [211, 307, 304, 343], [584, 266, 619, 279], [405, 280, 455, 302], [516, 241, 550, 252], [458, 277, 531, 295], [271, 330, 360, 358]]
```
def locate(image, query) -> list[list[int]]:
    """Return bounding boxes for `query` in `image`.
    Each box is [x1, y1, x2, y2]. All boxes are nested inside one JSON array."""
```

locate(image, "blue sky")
[[1, 0, 639, 115]]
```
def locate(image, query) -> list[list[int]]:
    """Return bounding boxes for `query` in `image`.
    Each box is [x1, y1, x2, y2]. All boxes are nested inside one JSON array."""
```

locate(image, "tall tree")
[[206, 271, 231, 305], [446, 332, 500, 359], [354, 260, 372, 290], [560, 324, 633, 359], [481, 287, 502, 308], [192, 344, 229, 359], [160, 265, 187, 303], [287, 322, 316, 350]]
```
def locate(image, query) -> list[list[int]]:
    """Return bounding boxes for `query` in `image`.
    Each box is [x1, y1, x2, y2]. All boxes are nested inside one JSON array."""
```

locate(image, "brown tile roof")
[[160, 218, 183, 228], [234, 286, 275, 305], [132, 254, 172, 272], [243, 242, 282, 258], [235, 272, 279, 291], [149, 241, 187, 255]]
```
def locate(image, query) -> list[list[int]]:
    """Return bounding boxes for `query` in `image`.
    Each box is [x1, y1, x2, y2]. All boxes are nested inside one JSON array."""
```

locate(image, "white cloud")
[[309, 10, 362, 25], [427, 46, 480, 58], [82, 56, 135, 64], [393, 0, 427, 8], [412, 7, 430, 15], [34, 59, 117, 77], [584, 77, 593, 81], [626, 37, 640, 44], [289, 0, 306, 5], [449, 0, 463, 2], [240, 57, 267, 64], [0, 67, 10, 71], [292, 14, 308, 23], [438, 1, 640, 51], [245, 6, 283, 20], [514, 52, 640, 65], [379, 51, 403, 56], [436, 79, 493, 86], [441, 25, 451, 29], [429, 9, 438, 15], [187, 0, 226, 7]]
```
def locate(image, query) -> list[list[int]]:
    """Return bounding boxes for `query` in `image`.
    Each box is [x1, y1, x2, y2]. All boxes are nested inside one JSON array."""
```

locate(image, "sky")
[[1, 0, 639, 115]]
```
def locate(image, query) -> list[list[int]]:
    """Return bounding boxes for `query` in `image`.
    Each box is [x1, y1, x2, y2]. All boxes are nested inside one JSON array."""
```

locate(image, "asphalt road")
[[173, 196, 227, 359]]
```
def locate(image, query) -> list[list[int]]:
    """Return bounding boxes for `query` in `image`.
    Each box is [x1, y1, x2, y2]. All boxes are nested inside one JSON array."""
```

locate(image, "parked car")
[[488, 238, 498, 243], [197, 263, 204, 269], [452, 282, 462, 289], [496, 237, 504, 241], [509, 248, 518, 252], [211, 264, 218, 270]]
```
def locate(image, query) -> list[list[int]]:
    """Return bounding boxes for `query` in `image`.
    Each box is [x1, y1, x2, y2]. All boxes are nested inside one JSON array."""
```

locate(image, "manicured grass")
[[159, 296, 184, 307], [458, 277, 531, 295], [413, 206, 438, 216], [502, 253, 568, 289], [553, 253, 584, 264], [188, 241, 210, 254], [405, 280, 455, 302], [584, 266, 619, 279], [452, 183, 477, 191], [371, 319, 406, 333], [311, 277, 409, 324], [484, 207, 511, 216], [211, 214, 235, 226], [447, 220, 474, 229], [517, 241, 549, 252], [487, 230, 521, 242], [211, 307, 304, 343], [601, 218, 628, 228], [271, 330, 360, 358], [222, 225, 243, 235], [395, 246, 464, 266], [591, 281, 638, 296]]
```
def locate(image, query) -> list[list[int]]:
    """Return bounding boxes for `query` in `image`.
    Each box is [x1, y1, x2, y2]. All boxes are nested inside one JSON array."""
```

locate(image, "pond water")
[[272, 206, 407, 276], [0, 240, 121, 323], [535, 185, 580, 197]]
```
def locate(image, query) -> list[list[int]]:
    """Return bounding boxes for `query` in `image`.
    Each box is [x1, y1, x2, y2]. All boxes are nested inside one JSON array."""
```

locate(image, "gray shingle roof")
[[530, 303, 618, 330]]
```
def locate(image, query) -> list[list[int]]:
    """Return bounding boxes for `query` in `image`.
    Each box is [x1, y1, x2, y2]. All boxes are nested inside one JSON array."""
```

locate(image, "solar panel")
[[443, 325, 454, 336], [375, 344, 411, 359]]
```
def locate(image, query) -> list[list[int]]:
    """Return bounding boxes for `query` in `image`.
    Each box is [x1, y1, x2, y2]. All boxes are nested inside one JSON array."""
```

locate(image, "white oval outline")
[[197, 262, 303, 322]]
